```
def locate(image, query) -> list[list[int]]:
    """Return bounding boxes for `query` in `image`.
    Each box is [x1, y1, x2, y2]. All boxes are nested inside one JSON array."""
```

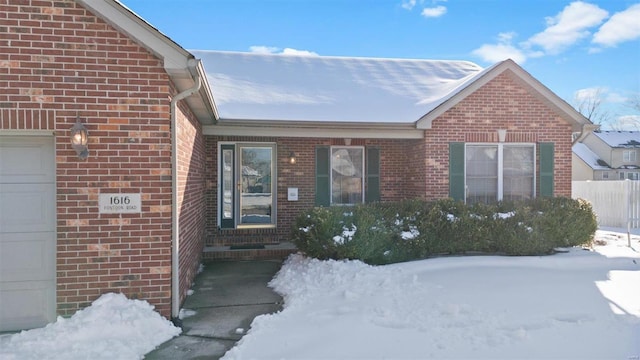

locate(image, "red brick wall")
[[175, 96, 205, 307], [205, 136, 415, 246], [423, 70, 573, 199], [1, 0, 174, 317]]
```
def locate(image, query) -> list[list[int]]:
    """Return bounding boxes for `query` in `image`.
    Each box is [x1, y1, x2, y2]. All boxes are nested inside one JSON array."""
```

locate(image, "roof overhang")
[[416, 59, 592, 133], [203, 120, 424, 139], [76, 0, 218, 124]]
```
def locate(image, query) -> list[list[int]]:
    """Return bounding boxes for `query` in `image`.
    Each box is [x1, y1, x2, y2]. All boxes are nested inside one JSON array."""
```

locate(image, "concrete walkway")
[[145, 260, 284, 360]]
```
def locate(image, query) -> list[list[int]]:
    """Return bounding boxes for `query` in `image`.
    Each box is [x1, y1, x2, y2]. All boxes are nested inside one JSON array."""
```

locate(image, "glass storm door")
[[239, 145, 274, 226], [220, 143, 276, 229]]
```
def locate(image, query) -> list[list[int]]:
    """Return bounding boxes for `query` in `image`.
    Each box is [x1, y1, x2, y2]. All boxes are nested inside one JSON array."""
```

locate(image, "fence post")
[[626, 180, 633, 247]]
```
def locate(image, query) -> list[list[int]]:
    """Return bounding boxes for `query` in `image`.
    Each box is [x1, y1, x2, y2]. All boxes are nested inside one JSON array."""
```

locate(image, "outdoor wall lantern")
[[70, 117, 89, 160], [288, 151, 297, 165], [497, 129, 507, 143]]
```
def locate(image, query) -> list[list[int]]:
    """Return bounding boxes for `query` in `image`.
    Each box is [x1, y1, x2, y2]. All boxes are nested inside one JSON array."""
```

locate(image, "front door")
[[219, 143, 276, 229]]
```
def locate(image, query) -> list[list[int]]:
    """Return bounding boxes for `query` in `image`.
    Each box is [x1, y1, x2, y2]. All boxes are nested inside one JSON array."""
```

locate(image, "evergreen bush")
[[291, 197, 598, 264]]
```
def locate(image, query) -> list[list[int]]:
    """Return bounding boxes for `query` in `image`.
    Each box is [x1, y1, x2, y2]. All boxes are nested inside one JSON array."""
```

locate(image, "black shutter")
[[315, 146, 330, 206]]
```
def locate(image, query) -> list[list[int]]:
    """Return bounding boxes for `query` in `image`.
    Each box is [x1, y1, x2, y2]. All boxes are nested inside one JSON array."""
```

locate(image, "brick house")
[[0, 0, 591, 331], [0, 0, 216, 331], [196, 51, 592, 250]]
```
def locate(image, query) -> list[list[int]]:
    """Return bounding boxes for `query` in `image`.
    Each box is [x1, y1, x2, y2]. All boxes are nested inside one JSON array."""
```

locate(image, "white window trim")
[[623, 150, 637, 163], [464, 143, 536, 203], [217, 141, 278, 229], [330, 145, 365, 205]]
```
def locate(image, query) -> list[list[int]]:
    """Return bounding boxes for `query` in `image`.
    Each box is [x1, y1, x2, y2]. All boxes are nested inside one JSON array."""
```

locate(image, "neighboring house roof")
[[193, 50, 483, 123], [573, 143, 610, 170], [591, 131, 640, 148], [77, 0, 218, 124]]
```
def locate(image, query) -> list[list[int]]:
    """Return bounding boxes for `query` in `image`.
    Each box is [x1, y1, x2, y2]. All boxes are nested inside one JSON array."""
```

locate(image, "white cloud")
[[574, 87, 605, 102], [421, 5, 447, 18], [574, 87, 627, 104], [472, 32, 527, 64], [249, 46, 280, 54], [593, 3, 640, 47], [249, 46, 318, 56], [612, 115, 640, 131], [472, 44, 526, 64], [526, 1, 608, 54], [606, 92, 628, 103], [401, 0, 417, 10], [281, 48, 319, 56]]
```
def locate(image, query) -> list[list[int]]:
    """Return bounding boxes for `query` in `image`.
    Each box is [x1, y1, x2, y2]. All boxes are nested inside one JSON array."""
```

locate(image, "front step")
[[203, 242, 297, 261]]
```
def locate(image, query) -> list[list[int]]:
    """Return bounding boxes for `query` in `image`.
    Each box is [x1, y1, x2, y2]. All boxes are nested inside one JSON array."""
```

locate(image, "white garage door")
[[0, 136, 56, 331]]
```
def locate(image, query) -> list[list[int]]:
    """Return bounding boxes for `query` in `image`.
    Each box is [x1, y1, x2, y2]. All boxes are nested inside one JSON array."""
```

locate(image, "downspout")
[[572, 123, 599, 145], [170, 58, 202, 322]]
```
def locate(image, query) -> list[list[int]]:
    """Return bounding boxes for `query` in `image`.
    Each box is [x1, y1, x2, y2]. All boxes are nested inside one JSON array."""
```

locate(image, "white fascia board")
[[203, 124, 424, 139], [416, 60, 591, 131]]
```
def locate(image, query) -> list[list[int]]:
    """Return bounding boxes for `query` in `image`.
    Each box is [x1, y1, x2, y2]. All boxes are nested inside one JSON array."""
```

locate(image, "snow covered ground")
[[224, 227, 640, 359], [0, 228, 638, 360]]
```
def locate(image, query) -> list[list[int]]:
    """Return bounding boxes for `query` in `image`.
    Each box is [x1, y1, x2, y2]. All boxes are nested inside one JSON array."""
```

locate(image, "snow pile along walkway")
[[0, 293, 180, 360]]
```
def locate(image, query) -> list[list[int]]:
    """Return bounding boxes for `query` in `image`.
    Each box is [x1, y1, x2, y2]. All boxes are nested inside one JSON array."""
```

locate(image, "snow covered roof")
[[192, 50, 483, 123], [592, 131, 640, 148], [573, 143, 610, 170]]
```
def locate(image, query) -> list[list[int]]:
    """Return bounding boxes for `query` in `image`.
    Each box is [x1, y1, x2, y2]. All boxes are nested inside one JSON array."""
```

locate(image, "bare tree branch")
[[573, 87, 612, 126], [626, 93, 640, 112]]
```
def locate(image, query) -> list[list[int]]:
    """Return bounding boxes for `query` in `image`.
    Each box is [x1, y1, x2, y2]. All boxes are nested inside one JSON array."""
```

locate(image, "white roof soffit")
[[203, 121, 424, 139], [416, 59, 591, 132], [77, 0, 218, 124]]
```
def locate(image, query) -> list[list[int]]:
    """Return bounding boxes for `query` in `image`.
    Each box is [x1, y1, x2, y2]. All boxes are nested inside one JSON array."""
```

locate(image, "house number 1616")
[[99, 193, 141, 214], [110, 196, 131, 205]]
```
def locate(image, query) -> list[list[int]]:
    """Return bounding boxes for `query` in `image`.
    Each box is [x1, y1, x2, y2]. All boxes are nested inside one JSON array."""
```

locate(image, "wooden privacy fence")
[[572, 180, 640, 229]]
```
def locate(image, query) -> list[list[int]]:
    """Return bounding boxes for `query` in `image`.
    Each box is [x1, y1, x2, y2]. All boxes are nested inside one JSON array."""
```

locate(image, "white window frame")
[[330, 146, 365, 205], [601, 171, 609, 180], [465, 143, 536, 203], [623, 150, 637, 163]]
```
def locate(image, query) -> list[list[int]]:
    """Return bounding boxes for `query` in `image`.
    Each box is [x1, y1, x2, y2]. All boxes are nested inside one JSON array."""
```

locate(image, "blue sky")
[[122, 0, 640, 130]]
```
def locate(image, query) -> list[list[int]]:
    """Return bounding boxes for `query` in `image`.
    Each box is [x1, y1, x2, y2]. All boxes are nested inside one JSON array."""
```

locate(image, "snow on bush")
[[292, 197, 598, 263]]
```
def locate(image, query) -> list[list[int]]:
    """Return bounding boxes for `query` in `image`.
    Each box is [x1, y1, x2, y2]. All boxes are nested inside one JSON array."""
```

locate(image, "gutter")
[[170, 58, 202, 322], [572, 123, 600, 145]]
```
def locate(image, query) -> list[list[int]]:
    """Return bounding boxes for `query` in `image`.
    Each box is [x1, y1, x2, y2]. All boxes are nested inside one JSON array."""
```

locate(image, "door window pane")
[[222, 149, 233, 220], [331, 147, 364, 205], [240, 146, 273, 225]]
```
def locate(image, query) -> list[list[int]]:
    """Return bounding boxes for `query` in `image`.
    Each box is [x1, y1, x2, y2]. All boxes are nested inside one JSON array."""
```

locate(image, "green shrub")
[[290, 197, 598, 264]]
